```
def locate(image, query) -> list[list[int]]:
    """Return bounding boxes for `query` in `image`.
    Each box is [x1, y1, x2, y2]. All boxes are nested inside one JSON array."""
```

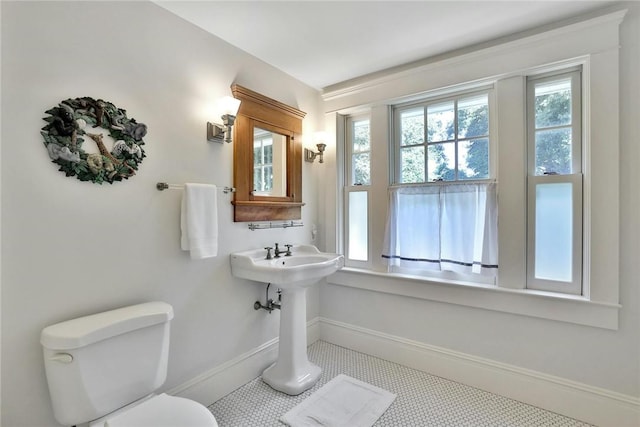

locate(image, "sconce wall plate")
[[304, 148, 316, 162], [304, 143, 326, 163], [207, 97, 241, 143], [207, 122, 225, 143]]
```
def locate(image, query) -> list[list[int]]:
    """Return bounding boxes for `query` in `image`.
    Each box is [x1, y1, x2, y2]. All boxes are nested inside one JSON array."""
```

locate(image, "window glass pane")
[[254, 139, 273, 163], [350, 118, 370, 186], [400, 108, 424, 146], [535, 182, 573, 282], [459, 138, 489, 180], [263, 166, 273, 191], [264, 142, 273, 163], [458, 94, 488, 139], [348, 191, 368, 261], [400, 146, 425, 183], [254, 167, 261, 192], [352, 152, 370, 186], [254, 166, 273, 192], [535, 128, 572, 175], [427, 101, 455, 142], [535, 78, 571, 129], [428, 143, 455, 181], [352, 119, 370, 152]]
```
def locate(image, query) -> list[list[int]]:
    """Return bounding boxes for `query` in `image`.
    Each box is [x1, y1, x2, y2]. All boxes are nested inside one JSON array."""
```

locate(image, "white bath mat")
[[280, 374, 396, 427]]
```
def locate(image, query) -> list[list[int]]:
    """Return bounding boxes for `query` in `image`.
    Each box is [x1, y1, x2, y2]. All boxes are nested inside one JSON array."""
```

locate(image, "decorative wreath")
[[41, 97, 147, 184]]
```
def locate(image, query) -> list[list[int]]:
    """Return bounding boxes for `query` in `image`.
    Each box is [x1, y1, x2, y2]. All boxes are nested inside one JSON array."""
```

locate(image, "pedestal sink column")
[[261, 286, 321, 395]]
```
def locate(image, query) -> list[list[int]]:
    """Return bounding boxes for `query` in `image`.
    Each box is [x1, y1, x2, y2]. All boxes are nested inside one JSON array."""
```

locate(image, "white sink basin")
[[230, 245, 344, 288]]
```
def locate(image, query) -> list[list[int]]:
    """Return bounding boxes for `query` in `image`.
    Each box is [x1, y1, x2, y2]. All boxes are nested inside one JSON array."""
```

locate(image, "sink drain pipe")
[[254, 283, 281, 313]]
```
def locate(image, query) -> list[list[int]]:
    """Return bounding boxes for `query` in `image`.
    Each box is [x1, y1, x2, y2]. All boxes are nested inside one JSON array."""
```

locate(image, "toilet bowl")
[[89, 393, 217, 427], [41, 302, 218, 427]]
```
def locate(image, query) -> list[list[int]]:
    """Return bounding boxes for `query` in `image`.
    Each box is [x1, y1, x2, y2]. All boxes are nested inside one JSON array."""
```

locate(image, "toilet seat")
[[99, 393, 218, 427]]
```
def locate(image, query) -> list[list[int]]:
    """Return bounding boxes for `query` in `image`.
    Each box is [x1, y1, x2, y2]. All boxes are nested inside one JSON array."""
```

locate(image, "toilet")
[[40, 301, 218, 427]]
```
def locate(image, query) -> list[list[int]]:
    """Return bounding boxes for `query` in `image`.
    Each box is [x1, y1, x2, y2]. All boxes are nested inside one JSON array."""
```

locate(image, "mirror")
[[231, 84, 306, 222], [253, 127, 287, 197]]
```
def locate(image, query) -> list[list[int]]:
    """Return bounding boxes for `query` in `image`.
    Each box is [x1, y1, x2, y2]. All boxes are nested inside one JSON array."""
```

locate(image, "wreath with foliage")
[[41, 97, 147, 184]]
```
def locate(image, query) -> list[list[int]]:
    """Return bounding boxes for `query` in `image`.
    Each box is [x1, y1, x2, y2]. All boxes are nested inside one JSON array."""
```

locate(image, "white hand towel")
[[180, 183, 218, 259]]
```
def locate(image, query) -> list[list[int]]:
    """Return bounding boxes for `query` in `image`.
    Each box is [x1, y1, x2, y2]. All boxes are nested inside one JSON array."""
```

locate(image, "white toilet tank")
[[41, 302, 174, 426]]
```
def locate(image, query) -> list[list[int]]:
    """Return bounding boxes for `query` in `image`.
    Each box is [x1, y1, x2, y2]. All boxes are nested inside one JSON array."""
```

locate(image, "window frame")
[[526, 69, 583, 295], [344, 114, 372, 268], [383, 87, 497, 285]]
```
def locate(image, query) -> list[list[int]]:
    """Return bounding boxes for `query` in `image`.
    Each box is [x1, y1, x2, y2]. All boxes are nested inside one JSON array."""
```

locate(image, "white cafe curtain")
[[382, 182, 498, 277]]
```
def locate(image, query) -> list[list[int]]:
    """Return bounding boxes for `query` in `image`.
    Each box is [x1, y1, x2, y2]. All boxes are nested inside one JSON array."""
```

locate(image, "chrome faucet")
[[274, 243, 292, 258]]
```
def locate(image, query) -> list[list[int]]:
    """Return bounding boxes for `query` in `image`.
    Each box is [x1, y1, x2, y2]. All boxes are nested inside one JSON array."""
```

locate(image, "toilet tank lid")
[[41, 302, 174, 350]]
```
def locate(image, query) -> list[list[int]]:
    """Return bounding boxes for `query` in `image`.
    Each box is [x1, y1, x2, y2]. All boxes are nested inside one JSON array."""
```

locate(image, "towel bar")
[[156, 182, 235, 194]]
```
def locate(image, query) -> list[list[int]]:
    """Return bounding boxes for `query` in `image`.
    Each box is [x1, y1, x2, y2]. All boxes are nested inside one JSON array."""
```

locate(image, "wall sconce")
[[304, 132, 328, 163], [207, 96, 241, 143]]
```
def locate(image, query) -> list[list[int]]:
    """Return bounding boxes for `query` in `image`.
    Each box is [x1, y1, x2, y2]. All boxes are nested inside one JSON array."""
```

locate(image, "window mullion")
[[454, 99, 459, 180], [423, 107, 429, 180]]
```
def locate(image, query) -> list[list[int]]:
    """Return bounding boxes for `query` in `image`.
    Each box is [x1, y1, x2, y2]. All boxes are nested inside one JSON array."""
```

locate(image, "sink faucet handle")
[[284, 244, 293, 256], [264, 247, 273, 260]]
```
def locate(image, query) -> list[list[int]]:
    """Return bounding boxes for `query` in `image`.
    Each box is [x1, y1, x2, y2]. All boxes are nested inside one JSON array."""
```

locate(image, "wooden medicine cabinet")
[[231, 84, 306, 222]]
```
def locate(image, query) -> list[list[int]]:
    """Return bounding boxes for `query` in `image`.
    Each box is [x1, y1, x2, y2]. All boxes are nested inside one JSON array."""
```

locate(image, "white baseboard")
[[318, 317, 640, 427], [168, 317, 321, 406], [307, 316, 321, 344]]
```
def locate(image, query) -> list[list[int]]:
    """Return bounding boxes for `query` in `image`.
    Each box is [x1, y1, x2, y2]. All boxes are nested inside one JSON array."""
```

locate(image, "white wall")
[[321, 3, 639, 399], [0, 2, 323, 426]]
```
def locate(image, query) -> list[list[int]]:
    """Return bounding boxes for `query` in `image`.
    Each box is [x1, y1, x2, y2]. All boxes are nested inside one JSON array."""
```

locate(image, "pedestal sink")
[[230, 245, 344, 395]]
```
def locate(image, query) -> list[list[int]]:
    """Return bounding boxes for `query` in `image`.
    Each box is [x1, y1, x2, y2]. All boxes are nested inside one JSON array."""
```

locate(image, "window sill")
[[326, 268, 620, 330]]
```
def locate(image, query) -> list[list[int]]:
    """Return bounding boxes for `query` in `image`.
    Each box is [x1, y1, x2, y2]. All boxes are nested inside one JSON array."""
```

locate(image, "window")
[[526, 70, 582, 294], [396, 92, 490, 183], [383, 89, 497, 283], [345, 115, 371, 264], [253, 130, 273, 193]]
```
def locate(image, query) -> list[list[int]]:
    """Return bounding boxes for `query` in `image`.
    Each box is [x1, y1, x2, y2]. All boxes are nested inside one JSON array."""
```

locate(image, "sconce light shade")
[[217, 96, 241, 117], [208, 96, 241, 143], [313, 131, 328, 145]]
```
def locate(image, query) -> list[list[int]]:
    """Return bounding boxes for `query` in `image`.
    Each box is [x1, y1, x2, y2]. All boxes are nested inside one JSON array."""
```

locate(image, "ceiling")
[[155, 1, 615, 90]]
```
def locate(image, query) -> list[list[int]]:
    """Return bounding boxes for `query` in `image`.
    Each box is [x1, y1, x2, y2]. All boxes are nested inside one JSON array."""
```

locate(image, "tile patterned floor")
[[208, 340, 593, 426]]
